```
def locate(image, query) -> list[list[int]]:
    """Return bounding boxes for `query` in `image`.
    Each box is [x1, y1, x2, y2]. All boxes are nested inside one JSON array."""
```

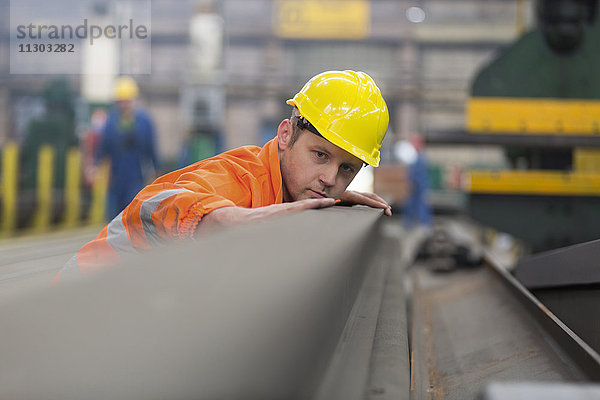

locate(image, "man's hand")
[[338, 190, 392, 216], [195, 198, 336, 235]]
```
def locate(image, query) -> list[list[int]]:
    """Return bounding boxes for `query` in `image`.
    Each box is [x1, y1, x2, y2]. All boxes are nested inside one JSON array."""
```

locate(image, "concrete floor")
[[0, 227, 99, 304]]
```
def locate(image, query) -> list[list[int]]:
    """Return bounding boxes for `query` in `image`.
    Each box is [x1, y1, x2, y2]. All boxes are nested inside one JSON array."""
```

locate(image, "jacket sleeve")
[[52, 158, 254, 283], [124, 158, 254, 249]]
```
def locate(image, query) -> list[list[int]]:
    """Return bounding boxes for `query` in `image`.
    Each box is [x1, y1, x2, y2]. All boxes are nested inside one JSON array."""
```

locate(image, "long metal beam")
[[0, 207, 391, 400]]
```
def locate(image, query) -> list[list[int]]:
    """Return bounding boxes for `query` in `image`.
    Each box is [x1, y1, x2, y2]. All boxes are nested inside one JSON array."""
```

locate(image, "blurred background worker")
[[402, 134, 432, 230], [82, 108, 107, 189], [97, 76, 161, 221]]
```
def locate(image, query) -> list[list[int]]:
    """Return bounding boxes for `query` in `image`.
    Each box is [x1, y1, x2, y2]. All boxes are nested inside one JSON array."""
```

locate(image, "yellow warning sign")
[[274, 0, 370, 39]]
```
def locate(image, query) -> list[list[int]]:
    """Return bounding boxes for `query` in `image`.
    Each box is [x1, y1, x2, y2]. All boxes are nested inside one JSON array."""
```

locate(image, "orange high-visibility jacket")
[[54, 138, 283, 282]]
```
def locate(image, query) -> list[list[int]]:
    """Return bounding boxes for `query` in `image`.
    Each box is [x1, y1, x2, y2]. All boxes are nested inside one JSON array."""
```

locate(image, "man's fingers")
[[360, 192, 392, 212], [363, 192, 388, 203], [340, 190, 392, 215], [357, 191, 378, 200], [356, 193, 388, 209], [356, 191, 389, 206]]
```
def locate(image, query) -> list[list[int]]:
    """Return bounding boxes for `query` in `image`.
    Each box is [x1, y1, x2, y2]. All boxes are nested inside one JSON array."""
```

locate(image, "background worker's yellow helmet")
[[287, 70, 389, 167], [113, 76, 139, 101]]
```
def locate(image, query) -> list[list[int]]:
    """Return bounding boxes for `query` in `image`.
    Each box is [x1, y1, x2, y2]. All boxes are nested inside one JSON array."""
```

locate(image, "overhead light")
[[406, 6, 426, 23]]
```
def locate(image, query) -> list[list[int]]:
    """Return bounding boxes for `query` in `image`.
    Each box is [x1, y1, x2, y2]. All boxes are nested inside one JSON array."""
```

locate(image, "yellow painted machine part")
[[32, 145, 55, 232], [1, 142, 19, 236], [88, 161, 109, 225], [466, 170, 600, 196], [467, 97, 600, 135], [62, 148, 81, 228], [574, 148, 600, 172]]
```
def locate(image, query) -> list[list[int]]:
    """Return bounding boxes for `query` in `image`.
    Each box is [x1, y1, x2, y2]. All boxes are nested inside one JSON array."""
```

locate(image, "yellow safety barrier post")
[[62, 147, 82, 229], [1, 142, 19, 237], [32, 145, 55, 233], [88, 160, 109, 225]]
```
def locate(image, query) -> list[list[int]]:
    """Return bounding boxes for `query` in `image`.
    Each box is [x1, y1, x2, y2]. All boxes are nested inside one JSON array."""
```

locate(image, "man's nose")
[[319, 165, 337, 187]]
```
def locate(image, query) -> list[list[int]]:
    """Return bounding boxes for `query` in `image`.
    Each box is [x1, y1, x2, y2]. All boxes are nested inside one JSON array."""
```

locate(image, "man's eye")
[[315, 151, 326, 159], [341, 165, 355, 174]]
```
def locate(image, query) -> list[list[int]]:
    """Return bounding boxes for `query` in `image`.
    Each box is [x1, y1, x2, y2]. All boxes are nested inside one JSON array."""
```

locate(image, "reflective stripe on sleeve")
[[106, 211, 137, 254], [140, 188, 191, 247], [57, 254, 81, 282]]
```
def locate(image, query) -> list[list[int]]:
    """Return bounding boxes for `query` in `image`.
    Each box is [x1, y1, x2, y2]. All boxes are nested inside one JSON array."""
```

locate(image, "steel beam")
[[0, 207, 398, 400]]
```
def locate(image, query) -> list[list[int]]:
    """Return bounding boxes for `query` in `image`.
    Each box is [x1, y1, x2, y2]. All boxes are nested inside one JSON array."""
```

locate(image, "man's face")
[[278, 119, 363, 202], [116, 99, 135, 116]]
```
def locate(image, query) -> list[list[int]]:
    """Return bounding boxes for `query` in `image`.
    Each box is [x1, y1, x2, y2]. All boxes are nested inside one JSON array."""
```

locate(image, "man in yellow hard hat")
[[54, 70, 391, 281], [96, 76, 161, 221]]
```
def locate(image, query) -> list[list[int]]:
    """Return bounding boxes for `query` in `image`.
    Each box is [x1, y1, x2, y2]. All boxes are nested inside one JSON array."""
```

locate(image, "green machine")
[[18, 78, 78, 228], [21, 78, 77, 191], [466, 0, 600, 251]]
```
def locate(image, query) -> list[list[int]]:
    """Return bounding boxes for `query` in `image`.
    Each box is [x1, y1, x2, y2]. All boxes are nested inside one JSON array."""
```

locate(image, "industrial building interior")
[[0, 0, 599, 399]]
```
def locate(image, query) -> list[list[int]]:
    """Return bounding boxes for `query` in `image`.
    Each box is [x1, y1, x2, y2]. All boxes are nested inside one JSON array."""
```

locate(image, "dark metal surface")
[[513, 239, 600, 356], [409, 262, 590, 400], [486, 249, 600, 381], [515, 239, 600, 289], [0, 207, 389, 400], [534, 287, 600, 359]]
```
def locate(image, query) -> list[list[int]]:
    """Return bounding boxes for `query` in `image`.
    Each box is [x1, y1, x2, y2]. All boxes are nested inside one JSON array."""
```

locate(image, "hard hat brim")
[[287, 99, 380, 167]]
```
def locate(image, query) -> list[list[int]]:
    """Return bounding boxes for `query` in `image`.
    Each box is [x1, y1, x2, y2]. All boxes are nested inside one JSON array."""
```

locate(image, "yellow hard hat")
[[113, 76, 139, 101], [287, 70, 389, 167]]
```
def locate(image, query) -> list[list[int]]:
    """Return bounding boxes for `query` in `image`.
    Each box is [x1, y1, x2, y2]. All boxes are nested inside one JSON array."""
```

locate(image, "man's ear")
[[277, 119, 292, 150]]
